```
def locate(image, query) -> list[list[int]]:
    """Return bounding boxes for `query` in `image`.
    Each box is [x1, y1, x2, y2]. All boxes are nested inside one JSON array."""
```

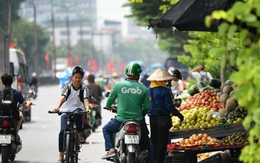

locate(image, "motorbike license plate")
[[0, 135, 11, 144], [125, 135, 139, 144]]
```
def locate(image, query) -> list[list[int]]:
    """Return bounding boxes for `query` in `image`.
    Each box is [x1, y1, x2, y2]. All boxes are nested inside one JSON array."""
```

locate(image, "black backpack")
[[65, 83, 85, 103], [0, 89, 17, 116], [199, 72, 210, 86]]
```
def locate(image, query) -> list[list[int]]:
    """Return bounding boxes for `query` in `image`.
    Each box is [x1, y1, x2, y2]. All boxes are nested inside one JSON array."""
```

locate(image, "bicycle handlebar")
[[48, 110, 87, 115]]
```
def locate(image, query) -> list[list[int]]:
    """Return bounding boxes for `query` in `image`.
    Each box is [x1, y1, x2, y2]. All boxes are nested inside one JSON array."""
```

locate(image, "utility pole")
[[7, 0, 12, 39], [99, 29, 103, 73], [66, 8, 71, 57], [80, 17, 84, 65], [51, 0, 57, 77], [33, 0, 39, 78]]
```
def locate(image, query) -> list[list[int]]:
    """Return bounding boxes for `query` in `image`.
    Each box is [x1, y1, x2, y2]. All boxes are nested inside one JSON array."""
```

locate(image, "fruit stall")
[[166, 79, 252, 163]]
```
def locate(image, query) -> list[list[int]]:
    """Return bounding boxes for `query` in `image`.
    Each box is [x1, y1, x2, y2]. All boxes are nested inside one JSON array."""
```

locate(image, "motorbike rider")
[[86, 74, 103, 120], [29, 72, 38, 98], [167, 67, 184, 94], [101, 62, 155, 162], [52, 66, 91, 163], [107, 72, 119, 90], [167, 67, 184, 107], [0, 73, 32, 142]]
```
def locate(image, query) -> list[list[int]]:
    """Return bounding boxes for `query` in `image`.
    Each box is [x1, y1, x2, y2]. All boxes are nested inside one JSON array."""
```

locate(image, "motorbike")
[[29, 84, 37, 99], [103, 92, 148, 163], [0, 92, 34, 163], [88, 95, 102, 132], [82, 111, 92, 140], [78, 95, 102, 140]]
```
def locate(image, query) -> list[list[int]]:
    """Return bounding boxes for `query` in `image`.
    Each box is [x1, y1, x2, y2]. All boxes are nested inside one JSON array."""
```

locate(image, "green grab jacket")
[[105, 79, 150, 122]]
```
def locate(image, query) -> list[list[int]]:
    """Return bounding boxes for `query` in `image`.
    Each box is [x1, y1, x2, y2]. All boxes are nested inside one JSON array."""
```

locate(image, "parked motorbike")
[[0, 92, 34, 163], [103, 92, 148, 163]]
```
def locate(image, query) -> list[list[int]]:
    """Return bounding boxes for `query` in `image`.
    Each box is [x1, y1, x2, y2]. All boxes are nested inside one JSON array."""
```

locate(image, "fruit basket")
[[169, 122, 246, 140]]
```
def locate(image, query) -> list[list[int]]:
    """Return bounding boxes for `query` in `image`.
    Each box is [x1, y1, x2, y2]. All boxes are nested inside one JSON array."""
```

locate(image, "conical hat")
[[147, 68, 173, 81]]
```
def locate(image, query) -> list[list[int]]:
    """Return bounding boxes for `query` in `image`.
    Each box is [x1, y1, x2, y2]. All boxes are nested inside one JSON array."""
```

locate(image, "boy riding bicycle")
[[53, 66, 91, 163]]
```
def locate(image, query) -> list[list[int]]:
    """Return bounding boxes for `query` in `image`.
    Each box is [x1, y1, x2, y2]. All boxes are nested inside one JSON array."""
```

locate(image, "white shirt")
[[60, 84, 89, 112], [191, 71, 213, 84], [170, 80, 183, 94]]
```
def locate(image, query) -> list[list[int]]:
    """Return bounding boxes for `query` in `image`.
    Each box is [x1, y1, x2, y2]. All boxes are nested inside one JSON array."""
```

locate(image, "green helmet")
[[125, 63, 142, 76]]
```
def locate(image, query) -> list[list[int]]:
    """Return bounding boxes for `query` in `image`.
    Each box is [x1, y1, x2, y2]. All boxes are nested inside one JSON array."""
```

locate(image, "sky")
[[96, 0, 130, 35]]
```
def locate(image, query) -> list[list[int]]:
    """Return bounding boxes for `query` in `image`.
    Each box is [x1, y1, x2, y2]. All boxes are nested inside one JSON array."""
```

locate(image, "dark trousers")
[[150, 116, 170, 163], [58, 109, 84, 152]]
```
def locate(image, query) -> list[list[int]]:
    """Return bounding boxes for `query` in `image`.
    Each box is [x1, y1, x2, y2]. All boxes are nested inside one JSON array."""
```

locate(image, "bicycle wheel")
[[71, 133, 79, 163], [65, 134, 71, 163]]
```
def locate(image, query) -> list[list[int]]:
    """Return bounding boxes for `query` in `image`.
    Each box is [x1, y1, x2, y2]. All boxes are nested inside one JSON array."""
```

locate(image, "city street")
[[14, 84, 116, 163]]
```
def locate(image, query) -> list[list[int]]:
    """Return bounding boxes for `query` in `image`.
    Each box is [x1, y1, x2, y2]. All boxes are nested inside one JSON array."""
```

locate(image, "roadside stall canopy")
[[149, 0, 235, 32]]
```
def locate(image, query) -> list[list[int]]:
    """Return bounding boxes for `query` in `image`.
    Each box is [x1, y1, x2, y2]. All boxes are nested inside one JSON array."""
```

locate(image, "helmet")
[[112, 72, 118, 78], [125, 63, 142, 76], [168, 67, 182, 80], [32, 72, 36, 77]]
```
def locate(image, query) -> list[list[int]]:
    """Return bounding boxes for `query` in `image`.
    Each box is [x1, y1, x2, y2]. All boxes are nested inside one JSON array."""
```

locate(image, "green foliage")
[[178, 32, 223, 78], [0, 0, 25, 30], [12, 19, 49, 72], [123, 0, 190, 57], [206, 0, 260, 162]]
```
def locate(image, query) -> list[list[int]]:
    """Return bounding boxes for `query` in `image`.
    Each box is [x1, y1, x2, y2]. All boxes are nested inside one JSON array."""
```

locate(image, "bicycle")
[[49, 110, 86, 163]]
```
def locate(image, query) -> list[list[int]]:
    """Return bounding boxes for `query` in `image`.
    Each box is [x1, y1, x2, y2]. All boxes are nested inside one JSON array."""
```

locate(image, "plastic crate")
[[166, 155, 191, 163], [167, 151, 197, 163], [198, 151, 234, 163]]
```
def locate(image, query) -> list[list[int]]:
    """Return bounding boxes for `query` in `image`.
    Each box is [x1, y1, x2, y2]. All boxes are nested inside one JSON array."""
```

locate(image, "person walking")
[[147, 68, 184, 163], [101, 62, 154, 162], [189, 64, 213, 86]]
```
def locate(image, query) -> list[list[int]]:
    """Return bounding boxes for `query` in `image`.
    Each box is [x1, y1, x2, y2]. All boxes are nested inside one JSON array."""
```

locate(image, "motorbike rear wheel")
[[126, 148, 135, 163], [1, 146, 10, 163]]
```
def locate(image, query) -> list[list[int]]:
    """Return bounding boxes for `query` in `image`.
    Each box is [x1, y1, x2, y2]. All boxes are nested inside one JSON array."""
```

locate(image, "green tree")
[[205, 1, 260, 162], [123, 0, 189, 57], [0, 0, 25, 30], [12, 19, 49, 72]]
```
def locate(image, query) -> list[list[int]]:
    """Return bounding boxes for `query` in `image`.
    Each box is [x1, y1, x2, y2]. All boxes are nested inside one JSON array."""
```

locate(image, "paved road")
[[14, 84, 115, 163]]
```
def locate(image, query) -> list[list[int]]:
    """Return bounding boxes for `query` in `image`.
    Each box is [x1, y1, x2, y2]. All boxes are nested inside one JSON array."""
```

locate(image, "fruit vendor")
[[147, 68, 184, 163]]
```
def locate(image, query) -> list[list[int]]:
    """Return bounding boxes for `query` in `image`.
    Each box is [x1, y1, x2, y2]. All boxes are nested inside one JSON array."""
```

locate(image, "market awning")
[[149, 0, 235, 32]]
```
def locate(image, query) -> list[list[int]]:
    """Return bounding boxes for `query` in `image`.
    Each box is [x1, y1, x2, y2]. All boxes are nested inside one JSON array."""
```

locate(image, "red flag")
[[107, 61, 114, 73], [75, 57, 79, 65], [67, 55, 72, 67], [9, 42, 15, 48], [44, 53, 50, 70]]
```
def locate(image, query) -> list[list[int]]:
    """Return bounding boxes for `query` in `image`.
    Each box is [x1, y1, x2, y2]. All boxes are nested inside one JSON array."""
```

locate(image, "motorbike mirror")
[[105, 92, 110, 98], [27, 91, 34, 98]]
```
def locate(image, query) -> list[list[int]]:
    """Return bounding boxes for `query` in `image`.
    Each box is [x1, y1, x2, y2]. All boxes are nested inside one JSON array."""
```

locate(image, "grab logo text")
[[121, 87, 142, 94]]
